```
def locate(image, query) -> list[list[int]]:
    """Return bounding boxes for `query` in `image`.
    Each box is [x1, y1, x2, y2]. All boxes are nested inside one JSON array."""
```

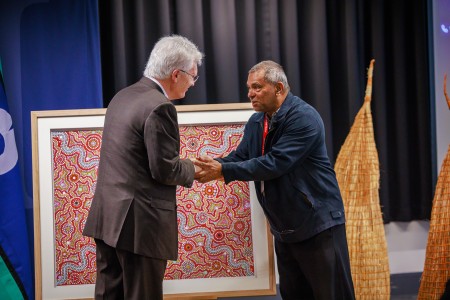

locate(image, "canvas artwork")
[[52, 130, 100, 286], [51, 124, 255, 286]]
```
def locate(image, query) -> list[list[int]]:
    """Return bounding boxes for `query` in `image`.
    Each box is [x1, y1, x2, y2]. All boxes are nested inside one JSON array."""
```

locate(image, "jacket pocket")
[[292, 186, 314, 209], [289, 174, 315, 209], [300, 191, 314, 209], [150, 198, 176, 211]]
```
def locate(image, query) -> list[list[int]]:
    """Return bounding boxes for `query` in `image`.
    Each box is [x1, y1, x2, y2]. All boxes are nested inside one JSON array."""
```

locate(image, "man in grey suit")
[[83, 35, 204, 300]]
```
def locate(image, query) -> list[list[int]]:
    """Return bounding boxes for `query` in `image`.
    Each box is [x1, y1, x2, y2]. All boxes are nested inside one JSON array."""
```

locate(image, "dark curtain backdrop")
[[98, 0, 433, 222]]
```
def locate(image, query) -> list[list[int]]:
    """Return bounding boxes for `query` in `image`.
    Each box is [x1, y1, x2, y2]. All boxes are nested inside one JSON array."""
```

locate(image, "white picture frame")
[[31, 103, 276, 300]]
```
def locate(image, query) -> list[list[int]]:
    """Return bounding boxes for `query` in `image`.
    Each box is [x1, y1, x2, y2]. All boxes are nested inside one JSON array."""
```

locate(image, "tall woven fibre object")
[[418, 74, 450, 299], [334, 59, 390, 299]]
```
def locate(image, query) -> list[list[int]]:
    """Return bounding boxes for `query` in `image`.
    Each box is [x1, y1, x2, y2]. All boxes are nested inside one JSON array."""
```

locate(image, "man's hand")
[[194, 164, 202, 178], [193, 155, 224, 183], [189, 158, 203, 179]]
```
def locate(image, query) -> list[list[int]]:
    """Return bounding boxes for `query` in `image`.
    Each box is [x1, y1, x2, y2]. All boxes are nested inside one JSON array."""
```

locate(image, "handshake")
[[190, 156, 224, 183]]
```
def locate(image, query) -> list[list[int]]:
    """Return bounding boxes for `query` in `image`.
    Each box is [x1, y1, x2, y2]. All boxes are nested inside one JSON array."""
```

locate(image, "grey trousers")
[[94, 239, 167, 300]]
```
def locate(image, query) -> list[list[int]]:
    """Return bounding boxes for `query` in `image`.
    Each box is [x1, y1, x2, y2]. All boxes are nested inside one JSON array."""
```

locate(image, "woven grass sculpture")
[[418, 74, 450, 299], [334, 59, 390, 299]]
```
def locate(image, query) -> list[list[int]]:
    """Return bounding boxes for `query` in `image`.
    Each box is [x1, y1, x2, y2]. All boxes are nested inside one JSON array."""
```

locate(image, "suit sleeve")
[[145, 102, 195, 187]]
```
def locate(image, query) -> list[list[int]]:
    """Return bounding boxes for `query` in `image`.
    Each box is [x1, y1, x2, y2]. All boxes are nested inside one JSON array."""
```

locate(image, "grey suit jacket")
[[83, 77, 194, 260]]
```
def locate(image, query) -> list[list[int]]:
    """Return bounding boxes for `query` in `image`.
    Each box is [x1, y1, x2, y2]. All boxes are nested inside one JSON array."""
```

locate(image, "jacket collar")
[[140, 76, 165, 95], [254, 92, 297, 126]]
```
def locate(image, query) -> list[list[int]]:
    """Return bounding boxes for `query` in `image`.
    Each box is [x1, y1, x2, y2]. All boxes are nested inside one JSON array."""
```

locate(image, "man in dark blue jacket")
[[195, 60, 355, 300]]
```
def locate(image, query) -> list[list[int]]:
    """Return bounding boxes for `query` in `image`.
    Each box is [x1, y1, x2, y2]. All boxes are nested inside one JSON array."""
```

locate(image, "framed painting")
[[31, 103, 276, 300]]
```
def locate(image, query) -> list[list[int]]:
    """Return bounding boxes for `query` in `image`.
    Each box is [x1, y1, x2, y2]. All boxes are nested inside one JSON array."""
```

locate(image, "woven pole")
[[418, 74, 450, 299], [445, 74, 450, 109], [334, 59, 390, 299]]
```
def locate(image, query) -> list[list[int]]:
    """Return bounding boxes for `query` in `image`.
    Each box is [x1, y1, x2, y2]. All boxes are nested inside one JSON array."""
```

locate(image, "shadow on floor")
[[219, 272, 423, 300]]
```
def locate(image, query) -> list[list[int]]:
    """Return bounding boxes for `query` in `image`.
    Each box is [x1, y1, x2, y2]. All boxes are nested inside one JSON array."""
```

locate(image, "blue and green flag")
[[0, 60, 33, 299]]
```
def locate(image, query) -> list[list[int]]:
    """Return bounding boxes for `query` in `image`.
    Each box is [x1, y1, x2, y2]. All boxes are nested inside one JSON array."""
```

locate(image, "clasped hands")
[[191, 156, 224, 183]]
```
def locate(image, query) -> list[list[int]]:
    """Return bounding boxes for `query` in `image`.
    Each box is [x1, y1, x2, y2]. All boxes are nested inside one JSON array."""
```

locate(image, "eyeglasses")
[[179, 69, 199, 83]]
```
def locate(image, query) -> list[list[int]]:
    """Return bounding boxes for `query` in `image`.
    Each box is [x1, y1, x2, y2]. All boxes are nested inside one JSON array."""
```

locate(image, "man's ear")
[[171, 69, 179, 82], [276, 82, 284, 95]]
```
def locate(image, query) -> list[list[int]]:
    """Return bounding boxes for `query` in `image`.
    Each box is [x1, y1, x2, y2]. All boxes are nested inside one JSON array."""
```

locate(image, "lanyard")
[[262, 114, 269, 155]]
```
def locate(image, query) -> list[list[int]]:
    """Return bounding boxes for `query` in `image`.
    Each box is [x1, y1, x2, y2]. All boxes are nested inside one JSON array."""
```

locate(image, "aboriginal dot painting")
[[52, 130, 101, 286], [51, 123, 255, 286], [166, 124, 254, 279]]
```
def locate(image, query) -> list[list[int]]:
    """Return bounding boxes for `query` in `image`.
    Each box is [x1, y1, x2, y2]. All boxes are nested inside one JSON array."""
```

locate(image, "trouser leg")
[[116, 247, 167, 300], [275, 224, 355, 300], [275, 239, 314, 300], [94, 239, 124, 300]]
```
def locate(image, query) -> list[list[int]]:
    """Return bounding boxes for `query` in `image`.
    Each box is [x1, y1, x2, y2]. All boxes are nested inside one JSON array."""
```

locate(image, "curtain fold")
[[98, 0, 432, 222]]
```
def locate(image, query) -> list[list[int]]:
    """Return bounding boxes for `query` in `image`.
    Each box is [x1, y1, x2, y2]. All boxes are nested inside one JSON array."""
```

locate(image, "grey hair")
[[143, 35, 204, 79], [249, 60, 290, 92]]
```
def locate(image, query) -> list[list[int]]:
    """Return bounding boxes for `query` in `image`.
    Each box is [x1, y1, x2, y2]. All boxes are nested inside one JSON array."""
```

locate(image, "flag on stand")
[[0, 60, 33, 299]]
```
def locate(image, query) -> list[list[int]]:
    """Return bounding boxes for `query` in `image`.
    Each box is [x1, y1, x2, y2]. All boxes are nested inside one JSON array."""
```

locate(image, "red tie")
[[262, 114, 269, 155]]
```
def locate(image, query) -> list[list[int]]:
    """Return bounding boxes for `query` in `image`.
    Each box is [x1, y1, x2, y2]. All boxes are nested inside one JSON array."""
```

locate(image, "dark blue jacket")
[[218, 93, 345, 243]]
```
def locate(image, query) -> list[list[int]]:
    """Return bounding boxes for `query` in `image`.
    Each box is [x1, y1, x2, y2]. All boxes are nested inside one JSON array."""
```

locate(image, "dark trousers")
[[275, 224, 355, 300], [94, 239, 167, 300]]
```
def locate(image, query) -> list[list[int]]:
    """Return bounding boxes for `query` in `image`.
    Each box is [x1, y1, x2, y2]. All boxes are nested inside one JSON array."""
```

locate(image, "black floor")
[[218, 272, 422, 300], [391, 272, 421, 299]]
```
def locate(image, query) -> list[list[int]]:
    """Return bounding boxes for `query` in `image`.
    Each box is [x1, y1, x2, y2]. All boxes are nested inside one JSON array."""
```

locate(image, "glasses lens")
[[181, 70, 198, 82]]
